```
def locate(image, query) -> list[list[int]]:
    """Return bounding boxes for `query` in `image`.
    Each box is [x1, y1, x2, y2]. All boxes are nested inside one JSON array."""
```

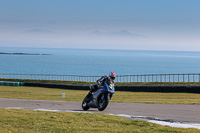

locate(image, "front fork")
[[109, 93, 113, 100], [101, 93, 112, 100], [85, 92, 92, 102]]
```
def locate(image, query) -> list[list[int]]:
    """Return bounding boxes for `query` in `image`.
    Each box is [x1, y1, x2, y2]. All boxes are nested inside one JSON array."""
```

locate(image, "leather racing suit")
[[91, 75, 115, 92]]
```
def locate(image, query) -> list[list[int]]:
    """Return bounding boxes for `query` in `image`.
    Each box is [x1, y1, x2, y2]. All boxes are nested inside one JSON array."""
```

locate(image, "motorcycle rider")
[[85, 71, 116, 102]]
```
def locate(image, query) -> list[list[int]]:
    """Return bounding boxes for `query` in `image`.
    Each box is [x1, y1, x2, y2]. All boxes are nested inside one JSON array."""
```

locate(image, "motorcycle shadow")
[[72, 110, 99, 112]]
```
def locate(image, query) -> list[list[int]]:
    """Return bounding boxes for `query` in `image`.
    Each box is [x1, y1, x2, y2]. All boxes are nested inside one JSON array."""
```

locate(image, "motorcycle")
[[82, 81, 115, 111]]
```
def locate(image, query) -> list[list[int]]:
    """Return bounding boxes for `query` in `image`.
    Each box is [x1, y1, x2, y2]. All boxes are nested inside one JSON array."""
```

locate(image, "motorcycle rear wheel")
[[98, 93, 109, 111]]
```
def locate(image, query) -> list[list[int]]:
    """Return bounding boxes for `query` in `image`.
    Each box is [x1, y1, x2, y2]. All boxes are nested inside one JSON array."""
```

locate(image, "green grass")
[[1, 86, 200, 104], [0, 86, 85, 101], [0, 108, 199, 133], [2, 78, 200, 85]]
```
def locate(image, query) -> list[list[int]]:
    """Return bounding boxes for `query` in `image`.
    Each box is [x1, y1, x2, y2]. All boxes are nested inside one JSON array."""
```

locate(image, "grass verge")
[[0, 86, 200, 104], [0, 108, 199, 133]]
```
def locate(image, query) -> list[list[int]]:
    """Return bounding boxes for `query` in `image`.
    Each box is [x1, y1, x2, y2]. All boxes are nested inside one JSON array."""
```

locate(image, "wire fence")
[[1, 73, 200, 83]]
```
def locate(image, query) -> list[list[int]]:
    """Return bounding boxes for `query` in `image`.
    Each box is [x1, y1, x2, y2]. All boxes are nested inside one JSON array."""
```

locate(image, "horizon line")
[[1, 46, 200, 53]]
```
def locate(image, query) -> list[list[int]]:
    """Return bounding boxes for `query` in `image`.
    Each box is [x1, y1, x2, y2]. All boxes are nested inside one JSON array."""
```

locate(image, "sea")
[[1, 47, 200, 76]]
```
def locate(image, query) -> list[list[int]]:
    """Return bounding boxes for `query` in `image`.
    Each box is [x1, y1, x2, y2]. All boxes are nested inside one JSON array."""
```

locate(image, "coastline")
[[0, 52, 51, 55]]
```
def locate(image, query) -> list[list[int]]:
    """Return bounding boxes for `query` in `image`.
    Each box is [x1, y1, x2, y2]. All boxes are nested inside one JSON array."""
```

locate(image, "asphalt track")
[[1, 98, 200, 124]]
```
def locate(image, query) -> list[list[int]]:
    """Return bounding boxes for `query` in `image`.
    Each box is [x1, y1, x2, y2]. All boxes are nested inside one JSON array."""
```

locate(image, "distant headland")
[[0, 52, 51, 55]]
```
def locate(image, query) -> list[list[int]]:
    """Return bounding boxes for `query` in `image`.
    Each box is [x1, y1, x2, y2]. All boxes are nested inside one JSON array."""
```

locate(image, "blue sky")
[[0, 0, 200, 51]]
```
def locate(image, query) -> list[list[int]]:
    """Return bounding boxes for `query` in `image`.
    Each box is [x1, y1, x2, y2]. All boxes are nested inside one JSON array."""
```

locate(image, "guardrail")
[[0, 73, 200, 83]]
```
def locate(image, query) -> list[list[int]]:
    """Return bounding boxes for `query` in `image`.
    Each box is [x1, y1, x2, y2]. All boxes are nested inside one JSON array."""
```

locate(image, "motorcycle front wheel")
[[98, 93, 109, 111], [82, 98, 90, 111]]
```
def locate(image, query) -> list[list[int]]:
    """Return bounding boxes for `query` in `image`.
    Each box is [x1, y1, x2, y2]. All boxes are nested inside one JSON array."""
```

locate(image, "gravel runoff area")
[[1, 98, 200, 129]]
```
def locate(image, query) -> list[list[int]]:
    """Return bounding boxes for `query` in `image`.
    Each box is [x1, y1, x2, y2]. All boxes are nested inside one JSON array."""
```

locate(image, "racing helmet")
[[108, 71, 116, 80]]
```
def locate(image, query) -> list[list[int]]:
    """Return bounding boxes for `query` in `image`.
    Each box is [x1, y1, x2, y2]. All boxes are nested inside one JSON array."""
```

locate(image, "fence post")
[[156, 75, 158, 82], [169, 74, 171, 82], [199, 74, 200, 82], [193, 74, 195, 82], [152, 75, 154, 82], [178, 74, 180, 82], [188, 74, 190, 82]]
